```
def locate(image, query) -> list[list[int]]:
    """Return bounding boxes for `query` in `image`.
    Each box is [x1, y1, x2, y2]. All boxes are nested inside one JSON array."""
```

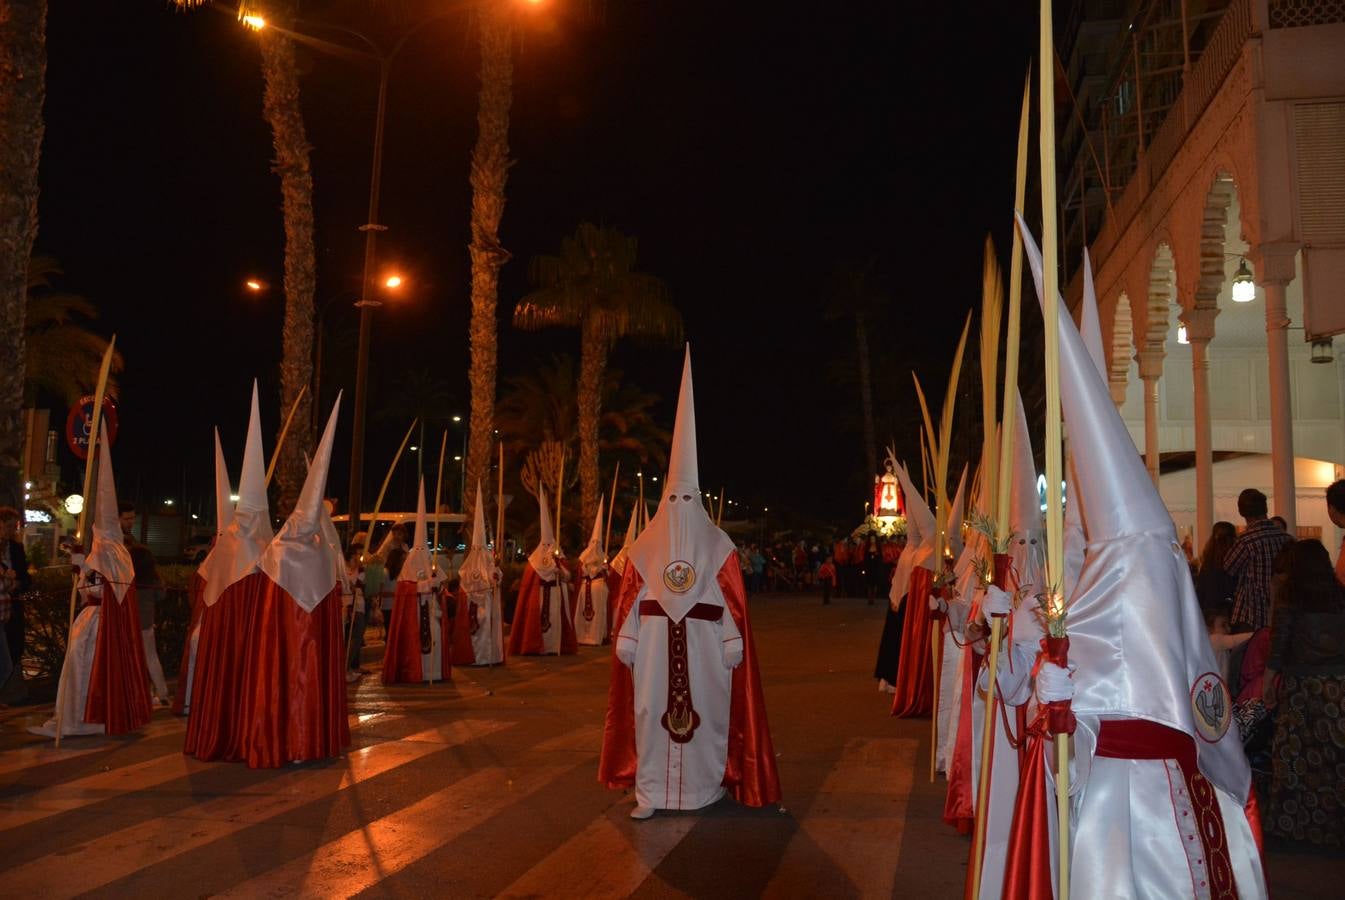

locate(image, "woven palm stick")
[[969, 614, 1005, 900], [1039, 0, 1070, 891], [56, 338, 118, 747], [929, 620, 943, 782], [605, 462, 620, 555], [265, 384, 308, 486]]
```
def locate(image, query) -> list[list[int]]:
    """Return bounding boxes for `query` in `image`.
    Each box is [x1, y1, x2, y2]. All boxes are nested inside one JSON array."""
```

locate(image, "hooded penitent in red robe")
[[507, 563, 577, 656], [84, 579, 152, 734], [235, 396, 350, 768], [382, 479, 450, 685]]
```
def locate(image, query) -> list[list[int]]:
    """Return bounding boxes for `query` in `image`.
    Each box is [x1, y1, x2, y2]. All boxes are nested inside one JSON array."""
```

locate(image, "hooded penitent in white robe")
[[599, 347, 780, 818], [508, 488, 576, 656], [575, 498, 611, 646], [461, 483, 504, 665], [382, 479, 447, 684], [1008, 218, 1267, 900]]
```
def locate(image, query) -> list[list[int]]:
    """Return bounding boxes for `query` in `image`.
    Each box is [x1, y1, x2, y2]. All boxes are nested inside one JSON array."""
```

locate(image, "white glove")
[[928, 590, 947, 613], [1035, 661, 1076, 704], [723, 639, 744, 670], [616, 639, 636, 668], [982, 585, 1014, 618]]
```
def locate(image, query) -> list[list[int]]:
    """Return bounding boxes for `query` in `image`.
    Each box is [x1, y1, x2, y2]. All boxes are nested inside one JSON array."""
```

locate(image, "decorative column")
[[1185, 305, 1218, 549], [1137, 348, 1165, 487], [1258, 244, 1299, 531]]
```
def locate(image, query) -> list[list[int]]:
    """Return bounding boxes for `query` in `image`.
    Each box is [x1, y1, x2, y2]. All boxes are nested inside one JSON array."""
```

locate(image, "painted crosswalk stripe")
[[0, 713, 396, 831], [219, 732, 592, 898], [0, 718, 511, 899], [763, 737, 918, 897], [0, 716, 188, 778], [497, 811, 699, 899]]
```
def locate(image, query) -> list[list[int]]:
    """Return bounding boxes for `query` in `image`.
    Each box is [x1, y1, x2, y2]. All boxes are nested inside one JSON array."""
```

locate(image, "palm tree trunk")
[[464, 5, 514, 518], [855, 311, 878, 481], [576, 316, 605, 535], [0, 0, 46, 511], [259, 2, 316, 517]]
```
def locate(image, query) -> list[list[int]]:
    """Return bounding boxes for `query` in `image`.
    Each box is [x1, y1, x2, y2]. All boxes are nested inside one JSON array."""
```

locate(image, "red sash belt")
[[1096, 719, 1236, 900], [83, 597, 102, 607], [638, 600, 723, 622]]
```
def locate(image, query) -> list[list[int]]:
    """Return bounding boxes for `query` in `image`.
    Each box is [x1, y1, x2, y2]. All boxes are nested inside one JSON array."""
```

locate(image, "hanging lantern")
[[1231, 259, 1256, 303]]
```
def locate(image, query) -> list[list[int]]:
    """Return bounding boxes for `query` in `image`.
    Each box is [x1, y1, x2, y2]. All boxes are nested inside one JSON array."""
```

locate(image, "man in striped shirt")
[[1223, 488, 1293, 630]]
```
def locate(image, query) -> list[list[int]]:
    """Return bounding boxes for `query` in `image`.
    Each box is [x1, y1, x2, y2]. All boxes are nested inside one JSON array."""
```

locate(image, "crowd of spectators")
[[732, 533, 905, 603], [1192, 482, 1345, 848]]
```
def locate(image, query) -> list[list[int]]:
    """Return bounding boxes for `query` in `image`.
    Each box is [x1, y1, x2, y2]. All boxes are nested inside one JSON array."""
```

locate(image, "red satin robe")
[[450, 588, 475, 666], [891, 566, 935, 717], [507, 564, 577, 656], [382, 581, 452, 684], [234, 580, 350, 768], [84, 582, 152, 735], [598, 559, 781, 808], [184, 572, 264, 761]]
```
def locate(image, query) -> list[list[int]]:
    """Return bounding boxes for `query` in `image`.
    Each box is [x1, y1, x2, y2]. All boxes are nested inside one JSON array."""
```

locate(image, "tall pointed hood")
[[398, 477, 432, 582], [459, 481, 498, 593], [1018, 215, 1250, 801], [529, 487, 559, 577], [85, 420, 134, 602], [627, 346, 735, 622], [259, 394, 343, 612], [888, 458, 934, 607], [610, 502, 639, 576], [579, 495, 606, 573], [213, 428, 234, 535], [1064, 248, 1108, 595], [199, 382, 274, 606], [1006, 390, 1045, 592]]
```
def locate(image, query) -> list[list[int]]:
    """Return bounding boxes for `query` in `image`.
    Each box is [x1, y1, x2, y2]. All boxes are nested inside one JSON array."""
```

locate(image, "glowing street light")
[[245, 278, 265, 292], [384, 274, 403, 290], [241, 14, 266, 31]]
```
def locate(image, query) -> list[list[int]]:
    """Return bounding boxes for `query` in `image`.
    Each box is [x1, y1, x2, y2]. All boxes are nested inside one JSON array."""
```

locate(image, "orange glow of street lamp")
[[383, 274, 404, 290], [241, 14, 266, 31], [245, 278, 265, 292]]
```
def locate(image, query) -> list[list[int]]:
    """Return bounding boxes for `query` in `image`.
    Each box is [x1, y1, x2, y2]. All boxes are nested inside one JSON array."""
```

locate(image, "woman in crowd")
[[1194, 520, 1238, 612], [1263, 538, 1345, 846]]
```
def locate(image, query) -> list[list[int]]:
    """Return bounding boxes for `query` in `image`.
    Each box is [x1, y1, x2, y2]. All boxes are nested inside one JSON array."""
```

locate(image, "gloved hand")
[[723, 639, 744, 670], [928, 589, 947, 614], [616, 640, 636, 668], [1035, 660, 1076, 704], [982, 584, 1014, 618]]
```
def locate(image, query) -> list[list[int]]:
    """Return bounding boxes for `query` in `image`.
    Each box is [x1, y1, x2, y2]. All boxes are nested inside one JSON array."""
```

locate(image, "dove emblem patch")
[[1190, 672, 1231, 742]]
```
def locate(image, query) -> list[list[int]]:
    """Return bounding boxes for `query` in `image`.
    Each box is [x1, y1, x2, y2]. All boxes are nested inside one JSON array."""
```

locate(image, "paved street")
[[1, 594, 1342, 898]]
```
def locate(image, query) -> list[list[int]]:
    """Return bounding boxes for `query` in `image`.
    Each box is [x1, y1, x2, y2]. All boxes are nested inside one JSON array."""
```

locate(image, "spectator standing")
[[1223, 488, 1293, 629], [1327, 479, 1345, 585], [817, 556, 837, 605], [1263, 539, 1345, 845], [120, 502, 170, 705], [0, 507, 31, 701], [1194, 521, 1238, 613]]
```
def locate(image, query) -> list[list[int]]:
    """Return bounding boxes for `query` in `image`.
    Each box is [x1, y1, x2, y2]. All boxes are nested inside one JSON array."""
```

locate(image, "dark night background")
[[37, 0, 1037, 529]]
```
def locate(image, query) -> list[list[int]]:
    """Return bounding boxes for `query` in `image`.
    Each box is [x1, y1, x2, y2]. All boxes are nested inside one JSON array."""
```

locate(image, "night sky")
[[38, 0, 1037, 529]]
